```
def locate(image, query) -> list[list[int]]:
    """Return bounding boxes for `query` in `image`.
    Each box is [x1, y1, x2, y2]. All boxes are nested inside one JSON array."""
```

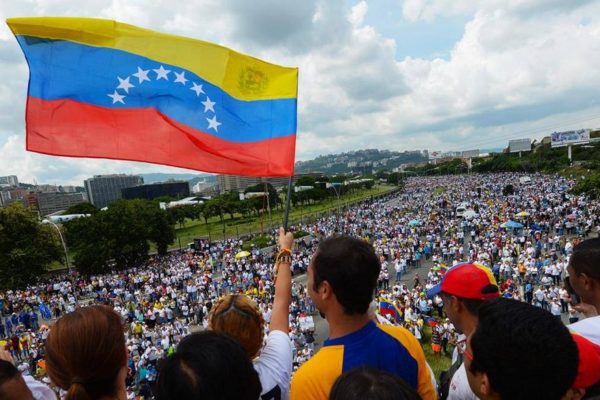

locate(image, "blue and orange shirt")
[[290, 321, 436, 400]]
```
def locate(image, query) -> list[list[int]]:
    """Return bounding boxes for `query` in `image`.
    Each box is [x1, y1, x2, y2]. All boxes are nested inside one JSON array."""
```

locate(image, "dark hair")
[[0, 360, 20, 396], [0, 360, 19, 386], [570, 238, 600, 280], [330, 367, 421, 400], [469, 299, 578, 400], [155, 331, 261, 400], [45, 305, 127, 400], [313, 236, 380, 315]]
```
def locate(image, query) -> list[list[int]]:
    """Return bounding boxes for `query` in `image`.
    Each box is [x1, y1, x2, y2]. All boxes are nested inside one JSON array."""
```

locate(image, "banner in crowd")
[[8, 17, 298, 177]]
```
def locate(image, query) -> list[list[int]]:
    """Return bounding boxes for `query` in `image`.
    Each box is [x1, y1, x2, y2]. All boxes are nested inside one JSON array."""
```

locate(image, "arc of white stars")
[[190, 82, 205, 96], [132, 67, 150, 84], [117, 76, 134, 93], [174, 71, 188, 85], [154, 65, 171, 80], [107, 90, 126, 104], [202, 97, 216, 113], [207, 115, 221, 132]]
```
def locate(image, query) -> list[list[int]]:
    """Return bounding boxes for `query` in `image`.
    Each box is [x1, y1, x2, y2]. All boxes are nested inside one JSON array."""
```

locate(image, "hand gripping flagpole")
[[283, 175, 294, 230]]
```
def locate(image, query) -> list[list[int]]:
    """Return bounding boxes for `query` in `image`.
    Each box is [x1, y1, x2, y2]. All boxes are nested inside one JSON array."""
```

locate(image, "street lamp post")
[[42, 219, 70, 272]]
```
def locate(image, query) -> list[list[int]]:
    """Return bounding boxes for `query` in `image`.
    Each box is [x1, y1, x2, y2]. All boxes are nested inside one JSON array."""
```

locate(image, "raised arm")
[[269, 227, 294, 333]]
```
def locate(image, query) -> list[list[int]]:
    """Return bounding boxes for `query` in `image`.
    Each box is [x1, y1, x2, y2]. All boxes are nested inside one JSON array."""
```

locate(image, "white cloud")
[[0, 0, 600, 184]]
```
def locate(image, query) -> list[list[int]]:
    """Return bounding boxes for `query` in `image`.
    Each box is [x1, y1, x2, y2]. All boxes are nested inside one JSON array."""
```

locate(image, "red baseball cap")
[[427, 262, 500, 300]]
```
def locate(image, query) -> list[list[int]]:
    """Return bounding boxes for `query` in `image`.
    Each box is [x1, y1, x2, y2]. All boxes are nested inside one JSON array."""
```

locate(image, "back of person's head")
[[313, 236, 380, 315], [155, 331, 261, 400], [0, 359, 33, 400], [45, 305, 126, 400], [329, 367, 421, 400], [570, 238, 600, 279], [208, 294, 264, 358], [468, 298, 578, 400]]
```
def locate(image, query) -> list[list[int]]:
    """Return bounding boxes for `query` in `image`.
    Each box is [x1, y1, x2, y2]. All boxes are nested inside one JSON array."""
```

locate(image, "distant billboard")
[[551, 129, 590, 148], [509, 138, 531, 153], [429, 151, 443, 160]]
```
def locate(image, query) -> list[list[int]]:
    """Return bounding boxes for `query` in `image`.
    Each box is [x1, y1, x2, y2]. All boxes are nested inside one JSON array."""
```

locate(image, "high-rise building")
[[121, 181, 190, 200], [0, 175, 18, 187], [217, 175, 262, 193], [37, 192, 85, 216], [84, 174, 143, 208]]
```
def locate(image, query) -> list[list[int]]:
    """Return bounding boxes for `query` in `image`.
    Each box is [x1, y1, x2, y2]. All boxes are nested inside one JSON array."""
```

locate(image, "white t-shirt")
[[447, 363, 479, 400], [569, 316, 600, 346], [254, 330, 293, 400], [23, 375, 57, 400]]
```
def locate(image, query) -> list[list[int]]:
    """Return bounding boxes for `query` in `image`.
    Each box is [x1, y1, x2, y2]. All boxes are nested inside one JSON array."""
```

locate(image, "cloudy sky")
[[1, 0, 600, 185]]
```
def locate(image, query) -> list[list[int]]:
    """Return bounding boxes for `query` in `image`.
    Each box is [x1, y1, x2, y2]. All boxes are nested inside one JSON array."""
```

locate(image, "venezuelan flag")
[[378, 298, 403, 323], [7, 17, 298, 176]]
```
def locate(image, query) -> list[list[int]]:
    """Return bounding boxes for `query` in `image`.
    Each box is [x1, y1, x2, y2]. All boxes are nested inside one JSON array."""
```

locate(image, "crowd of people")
[[0, 172, 600, 399]]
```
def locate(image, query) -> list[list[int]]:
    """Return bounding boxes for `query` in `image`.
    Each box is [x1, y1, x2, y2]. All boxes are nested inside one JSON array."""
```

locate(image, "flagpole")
[[283, 175, 294, 230]]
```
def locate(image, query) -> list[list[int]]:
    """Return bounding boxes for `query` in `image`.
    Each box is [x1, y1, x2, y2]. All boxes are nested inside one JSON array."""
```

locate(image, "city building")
[[0, 191, 10, 207], [217, 175, 262, 193], [37, 192, 85, 216], [84, 174, 143, 208], [0, 175, 18, 187], [36, 184, 59, 193], [121, 181, 190, 201], [217, 173, 325, 194]]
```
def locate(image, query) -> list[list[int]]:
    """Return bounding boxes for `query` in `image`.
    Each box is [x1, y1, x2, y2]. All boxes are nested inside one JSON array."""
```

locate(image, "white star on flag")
[[132, 67, 150, 84], [107, 90, 126, 104], [207, 115, 221, 132], [202, 97, 216, 113], [117, 76, 134, 93], [174, 71, 188, 85], [154, 65, 171, 80], [190, 82, 205, 96]]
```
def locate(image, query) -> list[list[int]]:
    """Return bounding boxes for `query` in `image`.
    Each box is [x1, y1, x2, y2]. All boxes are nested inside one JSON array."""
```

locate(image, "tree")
[[387, 172, 401, 185], [245, 183, 279, 211], [65, 199, 176, 275], [64, 202, 98, 215], [0, 203, 62, 289]]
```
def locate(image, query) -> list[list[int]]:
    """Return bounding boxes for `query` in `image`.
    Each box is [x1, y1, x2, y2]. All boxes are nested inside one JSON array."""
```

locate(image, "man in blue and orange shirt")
[[290, 236, 436, 400]]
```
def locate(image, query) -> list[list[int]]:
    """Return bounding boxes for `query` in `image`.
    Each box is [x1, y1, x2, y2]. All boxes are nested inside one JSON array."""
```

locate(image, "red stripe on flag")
[[25, 97, 296, 176]]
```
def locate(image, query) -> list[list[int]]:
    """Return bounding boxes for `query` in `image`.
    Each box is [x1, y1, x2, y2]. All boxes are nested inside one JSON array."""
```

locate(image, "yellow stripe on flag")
[[7, 17, 298, 101]]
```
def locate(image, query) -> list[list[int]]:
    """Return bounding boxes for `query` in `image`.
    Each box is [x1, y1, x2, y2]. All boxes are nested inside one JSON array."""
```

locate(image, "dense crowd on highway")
[[1, 172, 600, 400]]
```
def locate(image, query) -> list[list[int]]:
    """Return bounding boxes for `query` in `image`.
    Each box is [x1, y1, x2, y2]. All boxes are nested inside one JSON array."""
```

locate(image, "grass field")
[[422, 325, 453, 382]]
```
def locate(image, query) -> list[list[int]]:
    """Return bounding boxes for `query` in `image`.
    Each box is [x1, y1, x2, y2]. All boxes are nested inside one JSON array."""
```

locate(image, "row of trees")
[[0, 175, 386, 288]]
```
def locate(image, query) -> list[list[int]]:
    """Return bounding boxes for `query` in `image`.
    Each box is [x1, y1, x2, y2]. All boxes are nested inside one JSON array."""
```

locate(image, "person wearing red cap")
[[426, 262, 500, 400]]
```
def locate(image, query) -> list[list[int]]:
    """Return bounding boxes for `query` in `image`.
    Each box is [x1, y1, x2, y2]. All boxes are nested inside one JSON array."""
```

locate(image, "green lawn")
[[421, 325, 453, 383]]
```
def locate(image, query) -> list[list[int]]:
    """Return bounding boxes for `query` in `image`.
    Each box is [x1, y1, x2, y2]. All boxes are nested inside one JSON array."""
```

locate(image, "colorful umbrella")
[[235, 251, 251, 260], [516, 211, 530, 217]]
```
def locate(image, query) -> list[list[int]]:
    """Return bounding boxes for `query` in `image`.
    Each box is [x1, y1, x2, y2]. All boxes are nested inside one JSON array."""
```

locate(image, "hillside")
[[295, 148, 427, 175]]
